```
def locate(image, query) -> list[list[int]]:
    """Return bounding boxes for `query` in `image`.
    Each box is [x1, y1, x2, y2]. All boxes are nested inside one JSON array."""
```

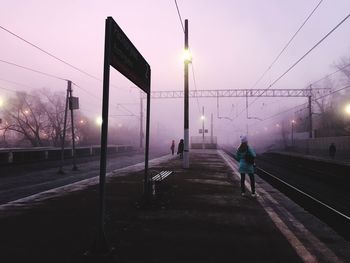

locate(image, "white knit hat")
[[240, 135, 248, 143]]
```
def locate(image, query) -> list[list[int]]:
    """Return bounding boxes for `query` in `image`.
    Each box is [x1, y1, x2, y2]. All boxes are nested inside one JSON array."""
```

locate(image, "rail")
[[222, 148, 350, 240]]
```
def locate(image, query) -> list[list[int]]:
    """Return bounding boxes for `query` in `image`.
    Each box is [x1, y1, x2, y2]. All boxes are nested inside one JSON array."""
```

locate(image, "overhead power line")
[[0, 59, 67, 81], [250, 83, 350, 125], [308, 63, 350, 86], [251, 0, 324, 90], [266, 14, 350, 91], [0, 77, 34, 89], [235, 13, 350, 120], [174, 0, 185, 32], [0, 59, 100, 102], [0, 25, 101, 82]]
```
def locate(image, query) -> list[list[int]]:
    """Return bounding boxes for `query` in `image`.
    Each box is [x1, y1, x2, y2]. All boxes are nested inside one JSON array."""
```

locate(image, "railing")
[[0, 145, 134, 165]]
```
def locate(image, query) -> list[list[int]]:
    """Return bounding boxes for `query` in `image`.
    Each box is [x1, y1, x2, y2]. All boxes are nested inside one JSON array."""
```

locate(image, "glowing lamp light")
[[0, 97, 4, 107], [200, 115, 205, 121], [96, 116, 103, 126], [291, 119, 296, 124], [345, 104, 350, 115], [183, 49, 192, 62]]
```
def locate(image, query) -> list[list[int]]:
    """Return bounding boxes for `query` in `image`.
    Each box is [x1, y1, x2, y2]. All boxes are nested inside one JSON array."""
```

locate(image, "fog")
[[1, 0, 349, 152]]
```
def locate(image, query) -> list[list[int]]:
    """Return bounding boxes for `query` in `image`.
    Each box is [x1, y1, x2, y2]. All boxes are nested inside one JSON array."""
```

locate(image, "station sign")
[[108, 17, 150, 93], [69, 97, 79, 110], [199, 129, 208, 134]]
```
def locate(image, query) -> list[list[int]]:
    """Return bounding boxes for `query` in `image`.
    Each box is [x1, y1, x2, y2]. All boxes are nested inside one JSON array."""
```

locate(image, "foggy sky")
[[1, 0, 349, 147]]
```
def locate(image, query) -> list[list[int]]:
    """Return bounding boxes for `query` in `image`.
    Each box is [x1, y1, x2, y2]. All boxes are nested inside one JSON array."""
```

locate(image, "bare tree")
[[0, 89, 67, 147]]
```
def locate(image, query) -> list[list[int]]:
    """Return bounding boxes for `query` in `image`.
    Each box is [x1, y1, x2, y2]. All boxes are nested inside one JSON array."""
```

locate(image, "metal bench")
[[150, 170, 173, 196]]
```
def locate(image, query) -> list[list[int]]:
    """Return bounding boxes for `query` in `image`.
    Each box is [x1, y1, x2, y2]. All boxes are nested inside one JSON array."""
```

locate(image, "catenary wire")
[[250, 0, 324, 90], [0, 59, 67, 81], [174, 0, 185, 33], [0, 24, 101, 82], [0, 24, 127, 91], [249, 83, 350, 126], [0, 59, 102, 103], [235, 14, 350, 120]]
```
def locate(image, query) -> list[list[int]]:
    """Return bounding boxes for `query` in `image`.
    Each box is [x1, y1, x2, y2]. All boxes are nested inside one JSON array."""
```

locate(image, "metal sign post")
[[91, 16, 151, 255]]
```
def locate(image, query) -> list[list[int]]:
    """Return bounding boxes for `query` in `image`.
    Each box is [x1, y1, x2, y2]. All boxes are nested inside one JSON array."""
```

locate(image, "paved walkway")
[[0, 150, 348, 262]]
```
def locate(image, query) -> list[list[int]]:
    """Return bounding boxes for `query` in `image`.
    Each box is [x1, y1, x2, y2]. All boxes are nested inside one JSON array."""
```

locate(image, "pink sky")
[[1, 0, 349, 145]]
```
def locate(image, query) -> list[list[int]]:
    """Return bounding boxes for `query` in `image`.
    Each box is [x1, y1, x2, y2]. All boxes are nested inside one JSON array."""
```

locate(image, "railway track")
[[222, 148, 350, 241]]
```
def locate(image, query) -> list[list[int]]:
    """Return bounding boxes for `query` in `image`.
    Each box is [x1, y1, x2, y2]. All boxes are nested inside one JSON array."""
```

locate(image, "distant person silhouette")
[[177, 139, 184, 159], [329, 142, 336, 159], [170, 140, 175, 155], [236, 135, 257, 197]]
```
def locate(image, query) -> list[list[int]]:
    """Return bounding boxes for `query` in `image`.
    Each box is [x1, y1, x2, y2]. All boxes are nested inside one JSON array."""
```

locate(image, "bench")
[[150, 170, 173, 196]]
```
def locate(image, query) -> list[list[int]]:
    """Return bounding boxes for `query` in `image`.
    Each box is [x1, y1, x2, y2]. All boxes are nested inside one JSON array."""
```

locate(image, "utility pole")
[[202, 106, 205, 149], [291, 120, 295, 146], [58, 80, 70, 174], [211, 113, 213, 144], [183, 19, 189, 168], [308, 85, 313, 139], [68, 84, 78, 171]]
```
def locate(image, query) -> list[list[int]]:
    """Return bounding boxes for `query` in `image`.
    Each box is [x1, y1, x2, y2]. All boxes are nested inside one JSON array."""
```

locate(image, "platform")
[[0, 150, 348, 262]]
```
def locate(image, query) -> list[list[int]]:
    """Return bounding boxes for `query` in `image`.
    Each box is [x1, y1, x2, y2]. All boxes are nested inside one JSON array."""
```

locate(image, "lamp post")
[[291, 119, 296, 146], [345, 103, 350, 116], [183, 19, 191, 169], [201, 106, 205, 149]]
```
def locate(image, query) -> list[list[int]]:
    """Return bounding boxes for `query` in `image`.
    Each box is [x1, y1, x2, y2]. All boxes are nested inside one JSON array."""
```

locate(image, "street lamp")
[[183, 49, 192, 63], [291, 119, 296, 146], [183, 19, 190, 169], [344, 103, 350, 115], [96, 116, 103, 126], [201, 108, 205, 149]]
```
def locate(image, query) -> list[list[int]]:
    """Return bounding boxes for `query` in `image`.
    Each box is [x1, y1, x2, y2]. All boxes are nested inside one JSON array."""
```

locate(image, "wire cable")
[[0, 25, 102, 82], [250, 83, 350, 125], [174, 0, 185, 32], [235, 13, 350, 120], [250, 0, 324, 90], [307, 63, 350, 86], [71, 82, 101, 102], [0, 59, 67, 81], [0, 77, 34, 90], [190, 63, 202, 114]]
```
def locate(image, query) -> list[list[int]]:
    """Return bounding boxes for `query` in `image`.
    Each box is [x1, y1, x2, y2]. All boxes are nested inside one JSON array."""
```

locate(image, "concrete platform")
[[0, 150, 348, 262]]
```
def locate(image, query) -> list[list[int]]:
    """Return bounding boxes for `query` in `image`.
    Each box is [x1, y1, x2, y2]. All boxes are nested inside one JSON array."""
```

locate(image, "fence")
[[0, 145, 134, 165], [190, 136, 217, 149]]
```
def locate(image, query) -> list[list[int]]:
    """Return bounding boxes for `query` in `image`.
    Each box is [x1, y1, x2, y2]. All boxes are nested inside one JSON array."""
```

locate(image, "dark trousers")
[[240, 173, 255, 194]]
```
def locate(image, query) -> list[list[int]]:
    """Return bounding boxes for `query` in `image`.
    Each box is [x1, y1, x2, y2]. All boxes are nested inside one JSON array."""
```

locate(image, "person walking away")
[[329, 142, 336, 159], [170, 140, 175, 155], [177, 139, 184, 159], [236, 135, 257, 197]]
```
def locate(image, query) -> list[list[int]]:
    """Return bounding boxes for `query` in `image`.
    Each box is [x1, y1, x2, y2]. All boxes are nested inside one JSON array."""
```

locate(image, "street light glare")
[[183, 49, 192, 62], [0, 97, 4, 107], [96, 116, 103, 126], [201, 115, 205, 120], [345, 104, 350, 115]]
